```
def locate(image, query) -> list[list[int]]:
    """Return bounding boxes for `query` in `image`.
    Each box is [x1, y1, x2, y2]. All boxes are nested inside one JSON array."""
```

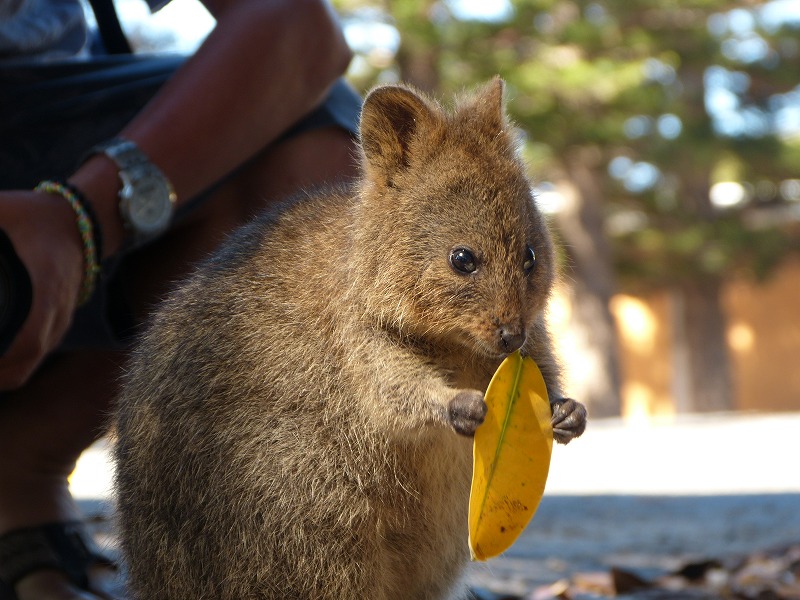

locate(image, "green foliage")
[[334, 0, 800, 290], [612, 210, 800, 291]]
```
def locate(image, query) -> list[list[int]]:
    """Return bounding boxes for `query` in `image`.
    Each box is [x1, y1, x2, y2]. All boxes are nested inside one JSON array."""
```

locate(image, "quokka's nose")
[[499, 327, 525, 353]]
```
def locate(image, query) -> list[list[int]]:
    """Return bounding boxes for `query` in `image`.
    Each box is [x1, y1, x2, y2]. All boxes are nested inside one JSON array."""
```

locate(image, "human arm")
[[72, 0, 353, 258], [0, 0, 353, 389]]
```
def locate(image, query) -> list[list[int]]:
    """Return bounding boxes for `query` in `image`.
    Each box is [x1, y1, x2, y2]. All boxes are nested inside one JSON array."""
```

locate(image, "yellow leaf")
[[468, 350, 553, 561]]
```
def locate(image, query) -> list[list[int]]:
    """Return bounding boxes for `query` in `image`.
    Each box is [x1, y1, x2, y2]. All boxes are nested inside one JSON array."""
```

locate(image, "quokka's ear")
[[463, 76, 507, 135], [359, 85, 440, 185]]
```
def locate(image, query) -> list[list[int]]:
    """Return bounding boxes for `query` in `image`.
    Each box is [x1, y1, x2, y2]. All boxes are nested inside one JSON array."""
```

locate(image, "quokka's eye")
[[449, 247, 477, 274], [523, 245, 536, 273]]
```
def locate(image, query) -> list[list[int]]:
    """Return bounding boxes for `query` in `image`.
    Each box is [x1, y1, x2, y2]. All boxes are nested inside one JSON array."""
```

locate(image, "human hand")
[[0, 190, 85, 389]]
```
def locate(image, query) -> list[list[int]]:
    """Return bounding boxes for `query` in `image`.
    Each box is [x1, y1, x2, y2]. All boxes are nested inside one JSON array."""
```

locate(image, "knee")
[[237, 126, 359, 209]]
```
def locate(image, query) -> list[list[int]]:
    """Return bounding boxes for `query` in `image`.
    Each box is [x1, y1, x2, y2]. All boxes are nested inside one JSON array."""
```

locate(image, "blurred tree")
[[333, 0, 800, 415]]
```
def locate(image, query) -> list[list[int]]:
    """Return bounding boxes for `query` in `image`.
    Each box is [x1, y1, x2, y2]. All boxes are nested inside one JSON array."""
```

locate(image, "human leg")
[[0, 349, 126, 600], [0, 123, 358, 600], [118, 125, 358, 310]]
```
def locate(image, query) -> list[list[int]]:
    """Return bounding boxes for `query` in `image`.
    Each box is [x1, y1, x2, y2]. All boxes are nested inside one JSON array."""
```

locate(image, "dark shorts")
[[0, 54, 362, 350]]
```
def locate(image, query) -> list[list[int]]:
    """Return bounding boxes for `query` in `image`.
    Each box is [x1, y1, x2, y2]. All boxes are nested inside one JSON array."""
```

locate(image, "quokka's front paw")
[[447, 390, 487, 437], [550, 398, 587, 445]]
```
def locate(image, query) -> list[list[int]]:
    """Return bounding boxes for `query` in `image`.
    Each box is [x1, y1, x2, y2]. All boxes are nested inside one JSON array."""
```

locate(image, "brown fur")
[[113, 79, 586, 600]]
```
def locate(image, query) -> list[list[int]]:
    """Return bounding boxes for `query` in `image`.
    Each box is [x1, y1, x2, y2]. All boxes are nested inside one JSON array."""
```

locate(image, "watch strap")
[[91, 138, 152, 171]]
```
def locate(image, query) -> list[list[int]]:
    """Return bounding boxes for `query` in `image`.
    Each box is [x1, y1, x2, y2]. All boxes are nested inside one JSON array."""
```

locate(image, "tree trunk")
[[671, 278, 735, 412], [395, 45, 439, 93], [555, 149, 622, 417], [393, 1, 440, 93], [669, 174, 736, 413]]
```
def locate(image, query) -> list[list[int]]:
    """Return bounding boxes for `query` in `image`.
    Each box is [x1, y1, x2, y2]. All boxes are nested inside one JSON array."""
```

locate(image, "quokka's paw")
[[550, 397, 587, 445], [447, 390, 487, 437]]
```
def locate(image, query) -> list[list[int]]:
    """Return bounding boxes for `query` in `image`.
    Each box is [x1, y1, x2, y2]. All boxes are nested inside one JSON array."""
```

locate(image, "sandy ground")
[[72, 411, 800, 595]]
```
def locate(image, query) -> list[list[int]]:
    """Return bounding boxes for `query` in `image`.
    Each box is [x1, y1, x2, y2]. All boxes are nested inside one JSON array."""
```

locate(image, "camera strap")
[[87, 0, 133, 55]]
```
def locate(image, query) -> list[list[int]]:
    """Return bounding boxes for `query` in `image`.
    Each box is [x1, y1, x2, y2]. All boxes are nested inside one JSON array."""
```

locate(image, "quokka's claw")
[[550, 397, 587, 445]]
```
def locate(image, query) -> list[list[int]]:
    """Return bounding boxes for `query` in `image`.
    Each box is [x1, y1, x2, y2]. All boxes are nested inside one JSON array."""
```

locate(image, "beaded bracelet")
[[34, 180, 102, 305], [58, 180, 104, 262]]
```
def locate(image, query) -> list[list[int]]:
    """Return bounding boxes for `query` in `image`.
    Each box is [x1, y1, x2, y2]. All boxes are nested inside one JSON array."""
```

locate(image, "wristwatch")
[[91, 138, 176, 244]]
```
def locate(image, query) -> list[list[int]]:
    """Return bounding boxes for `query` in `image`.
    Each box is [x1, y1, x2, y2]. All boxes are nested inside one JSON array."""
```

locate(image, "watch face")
[[121, 165, 175, 237]]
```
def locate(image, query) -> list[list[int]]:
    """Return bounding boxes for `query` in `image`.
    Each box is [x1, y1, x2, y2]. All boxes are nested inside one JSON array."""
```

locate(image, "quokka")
[[114, 78, 586, 600]]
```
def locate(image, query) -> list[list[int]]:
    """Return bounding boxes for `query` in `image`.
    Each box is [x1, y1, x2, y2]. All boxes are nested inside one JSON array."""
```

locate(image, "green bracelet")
[[34, 180, 101, 305]]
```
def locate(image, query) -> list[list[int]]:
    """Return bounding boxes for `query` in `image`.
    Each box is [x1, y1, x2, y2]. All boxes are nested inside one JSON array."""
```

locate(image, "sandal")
[[0, 521, 117, 600]]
